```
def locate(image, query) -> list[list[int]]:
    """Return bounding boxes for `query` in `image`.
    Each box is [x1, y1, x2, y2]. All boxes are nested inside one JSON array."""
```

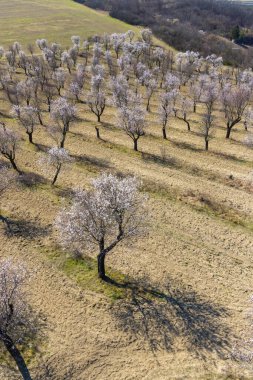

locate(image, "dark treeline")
[[79, 0, 253, 67]]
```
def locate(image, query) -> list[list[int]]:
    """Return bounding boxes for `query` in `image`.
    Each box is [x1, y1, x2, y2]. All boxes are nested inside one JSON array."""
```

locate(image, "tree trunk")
[[185, 119, 190, 131], [3, 334, 32, 380], [38, 113, 43, 126], [60, 131, 67, 148], [95, 126, 100, 139], [27, 131, 33, 144], [52, 164, 62, 185], [97, 252, 106, 280], [226, 124, 232, 139], [226, 118, 241, 139], [133, 139, 138, 151], [162, 126, 167, 139], [146, 98, 150, 112], [9, 157, 22, 175], [193, 103, 196, 113], [205, 139, 209, 151]]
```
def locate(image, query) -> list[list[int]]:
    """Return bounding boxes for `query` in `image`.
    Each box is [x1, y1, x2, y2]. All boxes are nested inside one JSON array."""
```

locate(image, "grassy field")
[[0, 1, 253, 380], [0, 0, 168, 48], [1, 80, 253, 379]]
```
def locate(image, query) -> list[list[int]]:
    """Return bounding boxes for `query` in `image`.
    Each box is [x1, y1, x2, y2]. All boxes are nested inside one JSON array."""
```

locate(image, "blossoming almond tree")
[[50, 97, 76, 148], [56, 173, 147, 281], [12, 105, 38, 144], [159, 92, 174, 139], [39, 147, 73, 185], [117, 97, 146, 151], [222, 84, 251, 139]]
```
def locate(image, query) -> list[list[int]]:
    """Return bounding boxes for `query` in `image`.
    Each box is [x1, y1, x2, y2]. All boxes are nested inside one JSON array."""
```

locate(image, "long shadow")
[[71, 153, 112, 170], [35, 143, 51, 153], [212, 151, 249, 164], [100, 121, 118, 131], [171, 140, 203, 152], [34, 358, 75, 380], [54, 186, 76, 199], [17, 172, 48, 188], [110, 277, 232, 359], [0, 111, 13, 119], [3, 217, 50, 240], [141, 151, 182, 169]]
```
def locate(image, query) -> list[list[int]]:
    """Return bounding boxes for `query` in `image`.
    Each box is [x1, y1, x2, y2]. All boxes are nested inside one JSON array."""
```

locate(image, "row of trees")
[[1, 27, 253, 296], [1, 29, 253, 379], [0, 30, 252, 185]]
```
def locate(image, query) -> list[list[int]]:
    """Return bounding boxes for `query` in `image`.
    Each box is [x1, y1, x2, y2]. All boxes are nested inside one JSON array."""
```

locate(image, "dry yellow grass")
[[0, 0, 171, 49], [0, 36, 253, 380]]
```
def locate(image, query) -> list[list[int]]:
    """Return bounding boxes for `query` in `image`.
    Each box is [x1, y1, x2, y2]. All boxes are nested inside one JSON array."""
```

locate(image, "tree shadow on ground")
[[212, 151, 248, 164], [71, 153, 112, 170], [110, 277, 232, 359], [171, 140, 203, 152], [0, 111, 13, 119], [54, 187, 76, 199], [33, 358, 75, 380], [34, 143, 51, 153], [17, 172, 48, 188], [141, 151, 182, 169], [100, 121, 118, 131], [2, 217, 50, 240]]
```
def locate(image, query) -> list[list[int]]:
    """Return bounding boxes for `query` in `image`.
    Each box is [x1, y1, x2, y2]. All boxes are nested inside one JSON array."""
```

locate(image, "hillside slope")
[[0, 1, 253, 380], [0, 0, 166, 48], [0, 69, 253, 379]]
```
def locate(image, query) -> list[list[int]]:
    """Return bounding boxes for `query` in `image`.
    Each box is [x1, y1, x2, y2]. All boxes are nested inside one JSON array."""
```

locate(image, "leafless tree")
[[105, 50, 115, 76], [0, 124, 21, 174], [111, 33, 124, 59], [189, 80, 204, 112], [18, 51, 30, 76], [222, 84, 251, 139], [117, 98, 146, 151], [0, 259, 37, 380], [52, 68, 66, 96], [16, 79, 35, 106], [39, 147, 73, 185], [12, 106, 38, 144], [200, 113, 215, 151], [159, 92, 174, 139], [87, 90, 106, 138], [61, 51, 74, 74], [36, 39, 48, 51], [42, 82, 57, 112], [56, 173, 147, 280], [111, 74, 129, 108], [175, 96, 193, 131], [50, 97, 76, 148], [69, 81, 82, 102], [202, 80, 219, 116], [145, 77, 157, 112], [75, 64, 86, 90]]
